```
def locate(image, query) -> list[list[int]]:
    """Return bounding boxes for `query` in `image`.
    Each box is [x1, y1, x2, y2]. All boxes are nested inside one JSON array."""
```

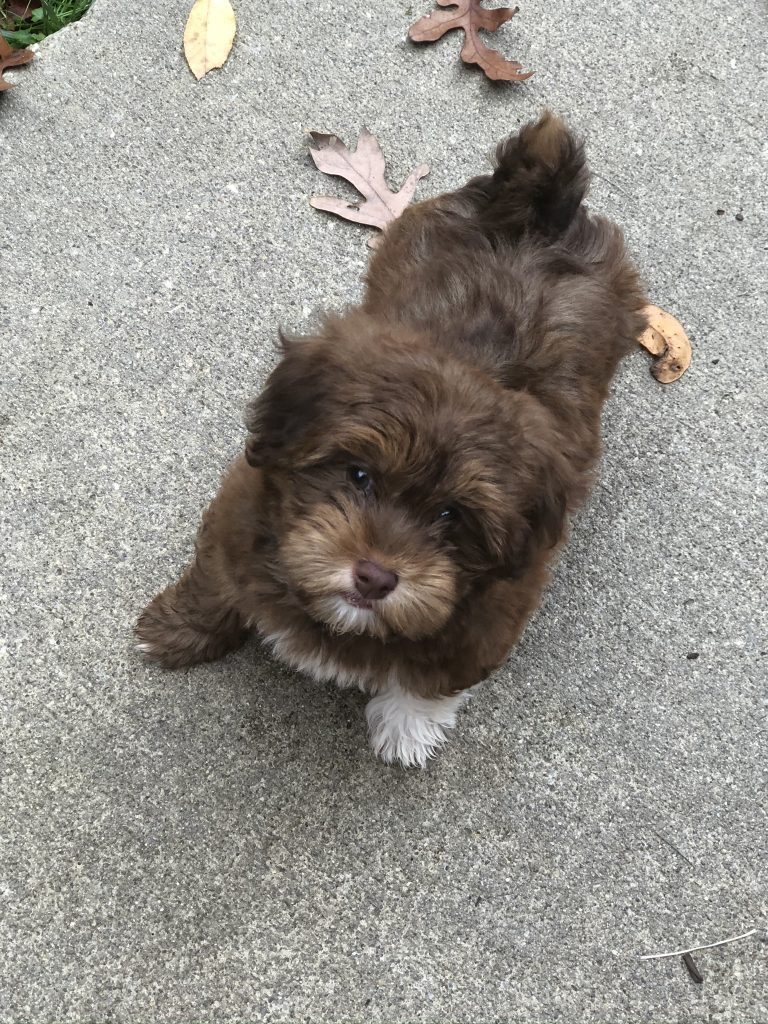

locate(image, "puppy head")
[[246, 313, 572, 641]]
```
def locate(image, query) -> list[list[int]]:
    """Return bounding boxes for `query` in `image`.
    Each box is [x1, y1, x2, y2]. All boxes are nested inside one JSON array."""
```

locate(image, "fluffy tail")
[[475, 111, 590, 240]]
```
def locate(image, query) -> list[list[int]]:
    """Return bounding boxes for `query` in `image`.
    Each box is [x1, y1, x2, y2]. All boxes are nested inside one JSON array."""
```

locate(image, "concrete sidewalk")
[[1, 0, 766, 1019]]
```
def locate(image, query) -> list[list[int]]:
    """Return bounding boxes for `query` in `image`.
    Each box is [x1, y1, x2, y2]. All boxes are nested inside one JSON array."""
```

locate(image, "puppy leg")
[[135, 557, 247, 669], [365, 682, 468, 768]]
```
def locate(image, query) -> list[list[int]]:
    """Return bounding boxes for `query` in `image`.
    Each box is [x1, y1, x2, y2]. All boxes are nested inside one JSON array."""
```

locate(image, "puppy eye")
[[436, 506, 458, 523], [348, 466, 372, 492]]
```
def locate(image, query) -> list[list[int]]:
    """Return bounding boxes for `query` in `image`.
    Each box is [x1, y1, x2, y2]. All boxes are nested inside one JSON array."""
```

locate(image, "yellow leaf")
[[638, 305, 692, 383], [183, 0, 236, 81]]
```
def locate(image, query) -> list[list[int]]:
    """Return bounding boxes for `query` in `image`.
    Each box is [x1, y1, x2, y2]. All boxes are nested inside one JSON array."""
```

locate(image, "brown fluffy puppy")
[[136, 112, 648, 767]]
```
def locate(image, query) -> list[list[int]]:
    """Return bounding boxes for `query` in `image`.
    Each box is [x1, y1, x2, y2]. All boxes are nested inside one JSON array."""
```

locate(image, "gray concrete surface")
[[1, 0, 767, 1019]]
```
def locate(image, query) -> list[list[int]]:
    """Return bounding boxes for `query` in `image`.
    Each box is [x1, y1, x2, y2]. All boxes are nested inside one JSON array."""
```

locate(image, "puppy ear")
[[495, 402, 577, 578], [524, 461, 569, 551], [245, 334, 329, 468], [495, 466, 568, 579]]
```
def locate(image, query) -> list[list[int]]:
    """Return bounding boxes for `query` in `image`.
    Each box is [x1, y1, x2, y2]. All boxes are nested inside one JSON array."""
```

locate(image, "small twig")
[[626, 822, 695, 867], [646, 826, 695, 868], [638, 928, 761, 961], [592, 171, 635, 202], [682, 952, 704, 984]]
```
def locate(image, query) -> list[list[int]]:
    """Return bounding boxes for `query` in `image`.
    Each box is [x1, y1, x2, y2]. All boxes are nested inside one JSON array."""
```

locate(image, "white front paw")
[[365, 684, 466, 768]]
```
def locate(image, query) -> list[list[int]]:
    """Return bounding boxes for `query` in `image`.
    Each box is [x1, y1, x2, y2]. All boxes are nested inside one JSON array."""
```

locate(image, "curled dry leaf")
[[0, 35, 34, 92], [183, 0, 236, 81], [6, 0, 35, 16], [309, 129, 430, 248], [638, 305, 692, 383], [408, 0, 533, 82]]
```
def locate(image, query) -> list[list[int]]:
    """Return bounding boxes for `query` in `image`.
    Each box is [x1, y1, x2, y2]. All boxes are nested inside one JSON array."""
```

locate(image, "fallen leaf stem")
[[638, 927, 761, 961]]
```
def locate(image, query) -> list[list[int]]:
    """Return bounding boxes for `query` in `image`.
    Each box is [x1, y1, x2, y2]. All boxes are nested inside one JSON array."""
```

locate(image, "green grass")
[[0, 0, 93, 48]]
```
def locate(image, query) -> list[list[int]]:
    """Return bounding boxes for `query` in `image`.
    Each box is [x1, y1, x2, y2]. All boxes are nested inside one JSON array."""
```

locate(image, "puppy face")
[[246, 313, 570, 641]]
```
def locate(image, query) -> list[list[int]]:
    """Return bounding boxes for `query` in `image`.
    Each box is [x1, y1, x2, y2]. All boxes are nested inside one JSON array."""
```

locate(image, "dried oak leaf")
[[0, 35, 34, 92], [183, 0, 236, 81], [409, 0, 533, 82], [309, 129, 430, 248], [638, 305, 692, 383], [6, 0, 35, 17]]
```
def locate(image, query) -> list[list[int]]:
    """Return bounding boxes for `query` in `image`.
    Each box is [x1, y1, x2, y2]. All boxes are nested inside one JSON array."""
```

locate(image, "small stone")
[[735, 212, 744, 222], [686, 652, 700, 661]]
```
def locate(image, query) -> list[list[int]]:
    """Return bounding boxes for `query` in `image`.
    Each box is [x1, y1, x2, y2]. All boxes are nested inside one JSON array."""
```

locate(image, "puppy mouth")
[[342, 590, 374, 611]]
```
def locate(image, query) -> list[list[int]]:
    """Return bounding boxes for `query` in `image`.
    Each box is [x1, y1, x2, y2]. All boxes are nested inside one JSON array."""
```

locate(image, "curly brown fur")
[[136, 112, 648, 766]]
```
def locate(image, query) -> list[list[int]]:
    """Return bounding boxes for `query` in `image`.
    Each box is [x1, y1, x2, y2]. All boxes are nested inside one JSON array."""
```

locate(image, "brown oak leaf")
[[409, 0, 533, 82], [638, 305, 692, 383], [309, 129, 430, 248], [0, 35, 34, 92], [6, 0, 35, 16]]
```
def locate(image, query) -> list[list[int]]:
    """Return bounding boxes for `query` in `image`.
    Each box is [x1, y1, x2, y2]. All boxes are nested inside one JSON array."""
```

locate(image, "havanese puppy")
[[136, 112, 647, 767]]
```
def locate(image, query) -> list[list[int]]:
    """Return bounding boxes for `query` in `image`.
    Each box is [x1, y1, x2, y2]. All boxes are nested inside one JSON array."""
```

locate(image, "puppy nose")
[[354, 559, 398, 601]]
